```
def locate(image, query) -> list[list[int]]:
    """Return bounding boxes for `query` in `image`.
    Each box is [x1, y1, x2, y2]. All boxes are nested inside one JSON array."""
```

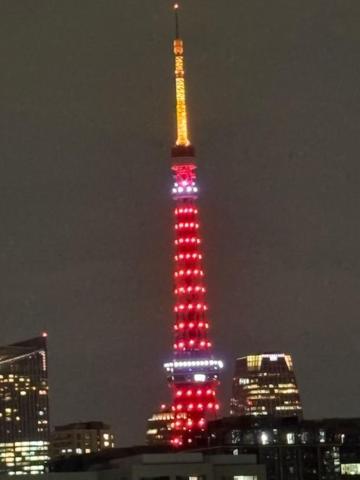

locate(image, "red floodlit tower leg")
[[163, 4, 223, 447]]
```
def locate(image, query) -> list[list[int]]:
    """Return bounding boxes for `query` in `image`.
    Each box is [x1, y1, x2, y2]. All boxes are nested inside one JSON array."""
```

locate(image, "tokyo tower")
[[163, 4, 223, 447]]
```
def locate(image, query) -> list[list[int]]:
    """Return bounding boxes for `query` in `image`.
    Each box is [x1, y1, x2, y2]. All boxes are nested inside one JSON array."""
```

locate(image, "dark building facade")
[[49, 450, 265, 479], [50, 422, 115, 459], [0, 336, 49, 474], [207, 416, 360, 480], [230, 353, 302, 418]]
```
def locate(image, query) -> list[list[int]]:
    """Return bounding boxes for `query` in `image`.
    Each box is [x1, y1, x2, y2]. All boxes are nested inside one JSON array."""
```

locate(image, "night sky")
[[0, 0, 360, 446]]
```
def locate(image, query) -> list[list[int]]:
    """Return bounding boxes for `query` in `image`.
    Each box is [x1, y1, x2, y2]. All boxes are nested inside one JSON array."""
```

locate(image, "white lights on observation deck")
[[164, 359, 224, 372], [172, 181, 198, 196]]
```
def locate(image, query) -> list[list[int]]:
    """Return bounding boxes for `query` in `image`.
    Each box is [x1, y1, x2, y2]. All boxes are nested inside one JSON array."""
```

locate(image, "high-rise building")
[[230, 353, 302, 418], [50, 422, 115, 459], [0, 335, 50, 475], [162, 5, 223, 447]]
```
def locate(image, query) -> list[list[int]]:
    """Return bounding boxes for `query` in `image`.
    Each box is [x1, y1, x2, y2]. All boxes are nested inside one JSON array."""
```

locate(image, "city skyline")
[[0, 0, 359, 446]]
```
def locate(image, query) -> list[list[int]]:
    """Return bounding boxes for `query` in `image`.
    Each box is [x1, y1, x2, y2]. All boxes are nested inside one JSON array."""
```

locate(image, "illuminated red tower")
[[163, 4, 223, 447]]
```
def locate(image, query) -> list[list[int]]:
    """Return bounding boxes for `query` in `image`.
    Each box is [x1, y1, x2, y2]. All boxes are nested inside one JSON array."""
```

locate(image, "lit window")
[[286, 433, 295, 444], [341, 464, 360, 475], [233, 476, 258, 480], [260, 432, 269, 445], [239, 378, 249, 385]]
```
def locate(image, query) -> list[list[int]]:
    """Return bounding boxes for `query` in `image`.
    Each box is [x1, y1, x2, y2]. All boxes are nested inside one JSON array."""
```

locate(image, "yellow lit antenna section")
[[173, 4, 190, 147]]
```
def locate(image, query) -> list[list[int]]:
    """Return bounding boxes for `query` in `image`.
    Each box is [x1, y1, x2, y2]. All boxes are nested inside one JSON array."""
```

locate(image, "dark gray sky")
[[0, 0, 360, 446]]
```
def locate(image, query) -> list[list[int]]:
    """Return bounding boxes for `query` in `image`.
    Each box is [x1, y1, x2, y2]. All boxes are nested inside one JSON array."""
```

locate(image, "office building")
[[207, 416, 360, 479], [230, 353, 302, 418], [50, 422, 114, 459], [146, 405, 174, 446], [0, 335, 49, 475]]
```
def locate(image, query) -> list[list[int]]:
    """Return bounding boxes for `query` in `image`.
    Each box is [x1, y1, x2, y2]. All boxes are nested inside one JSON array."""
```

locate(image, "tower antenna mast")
[[173, 3, 190, 147], [174, 3, 180, 39]]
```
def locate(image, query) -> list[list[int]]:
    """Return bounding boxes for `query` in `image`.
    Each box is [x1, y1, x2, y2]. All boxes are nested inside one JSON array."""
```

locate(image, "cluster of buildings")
[[0, 335, 115, 475], [1, 3, 359, 480], [3, 334, 359, 479], [147, 352, 303, 446], [145, 352, 360, 479]]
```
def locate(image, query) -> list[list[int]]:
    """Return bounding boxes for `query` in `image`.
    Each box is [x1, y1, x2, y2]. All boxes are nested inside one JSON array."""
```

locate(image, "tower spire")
[[173, 3, 190, 147]]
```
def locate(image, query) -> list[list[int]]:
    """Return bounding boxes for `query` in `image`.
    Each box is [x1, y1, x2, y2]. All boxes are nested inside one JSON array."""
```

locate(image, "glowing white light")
[[163, 359, 224, 371], [269, 354, 279, 361], [194, 374, 206, 382]]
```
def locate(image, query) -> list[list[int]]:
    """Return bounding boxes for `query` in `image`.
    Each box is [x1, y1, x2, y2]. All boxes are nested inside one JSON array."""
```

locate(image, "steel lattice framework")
[[163, 4, 223, 447]]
